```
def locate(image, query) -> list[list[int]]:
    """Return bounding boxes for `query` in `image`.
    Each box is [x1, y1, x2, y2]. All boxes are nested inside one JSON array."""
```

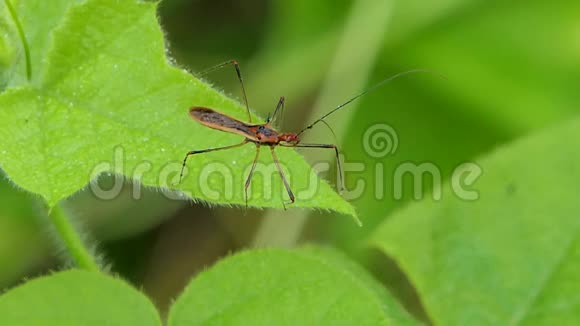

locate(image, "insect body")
[[181, 97, 338, 209], [180, 60, 433, 208], [190, 107, 296, 145]]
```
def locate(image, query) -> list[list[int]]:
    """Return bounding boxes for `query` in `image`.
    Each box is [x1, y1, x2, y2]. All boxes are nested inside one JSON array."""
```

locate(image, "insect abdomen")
[[189, 107, 256, 139]]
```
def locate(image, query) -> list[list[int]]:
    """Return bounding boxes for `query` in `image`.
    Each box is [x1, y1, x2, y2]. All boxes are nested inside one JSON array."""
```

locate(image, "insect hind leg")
[[197, 60, 251, 123], [178, 140, 248, 184]]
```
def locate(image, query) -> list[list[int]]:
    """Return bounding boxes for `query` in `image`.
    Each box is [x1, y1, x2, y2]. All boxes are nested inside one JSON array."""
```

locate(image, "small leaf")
[[0, 0, 355, 218], [0, 270, 161, 325], [369, 117, 580, 324], [168, 247, 417, 325]]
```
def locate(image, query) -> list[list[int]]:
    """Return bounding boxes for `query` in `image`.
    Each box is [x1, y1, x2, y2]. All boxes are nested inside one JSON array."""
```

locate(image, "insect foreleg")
[[283, 143, 344, 193], [244, 144, 261, 209], [269, 146, 295, 209]]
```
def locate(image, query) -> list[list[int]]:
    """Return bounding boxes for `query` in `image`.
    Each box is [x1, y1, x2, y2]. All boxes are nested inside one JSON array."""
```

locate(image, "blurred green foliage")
[[0, 0, 578, 323], [371, 117, 580, 324]]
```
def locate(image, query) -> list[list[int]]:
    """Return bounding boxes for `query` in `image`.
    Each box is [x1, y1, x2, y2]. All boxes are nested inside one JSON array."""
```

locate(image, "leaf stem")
[[4, 0, 31, 81], [48, 204, 100, 272]]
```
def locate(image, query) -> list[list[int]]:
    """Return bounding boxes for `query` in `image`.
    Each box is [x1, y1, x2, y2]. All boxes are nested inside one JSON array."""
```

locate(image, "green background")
[[0, 0, 578, 324]]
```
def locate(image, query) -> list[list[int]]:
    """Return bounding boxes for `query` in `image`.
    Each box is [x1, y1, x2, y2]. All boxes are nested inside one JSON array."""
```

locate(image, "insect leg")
[[179, 140, 248, 184], [269, 146, 295, 209], [266, 96, 285, 126], [244, 144, 261, 209], [282, 143, 344, 193], [197, 60, 251, 123]]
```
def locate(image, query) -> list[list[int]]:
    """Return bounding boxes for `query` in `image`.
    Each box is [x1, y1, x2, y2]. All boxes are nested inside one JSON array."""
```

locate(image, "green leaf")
[[168, 247, 417, 325], [0, 270, 161, 325], [0, 0, 78, 87], [0, 0, 23, 88], [369, 117, 580, 324], [0, 0, 355, 218], [0, 178, 50, 288]]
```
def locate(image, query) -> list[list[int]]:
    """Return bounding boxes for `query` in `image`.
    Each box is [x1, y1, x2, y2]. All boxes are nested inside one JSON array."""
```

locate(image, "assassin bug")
[[179, 60, 433, 208]]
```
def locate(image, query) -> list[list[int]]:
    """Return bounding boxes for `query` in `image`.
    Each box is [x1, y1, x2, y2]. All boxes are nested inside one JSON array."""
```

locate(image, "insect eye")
[[257, 126, 265, 132]]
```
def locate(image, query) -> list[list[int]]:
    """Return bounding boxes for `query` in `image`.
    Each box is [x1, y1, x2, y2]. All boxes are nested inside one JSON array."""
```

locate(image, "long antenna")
[[297, 69, 444, 136]]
